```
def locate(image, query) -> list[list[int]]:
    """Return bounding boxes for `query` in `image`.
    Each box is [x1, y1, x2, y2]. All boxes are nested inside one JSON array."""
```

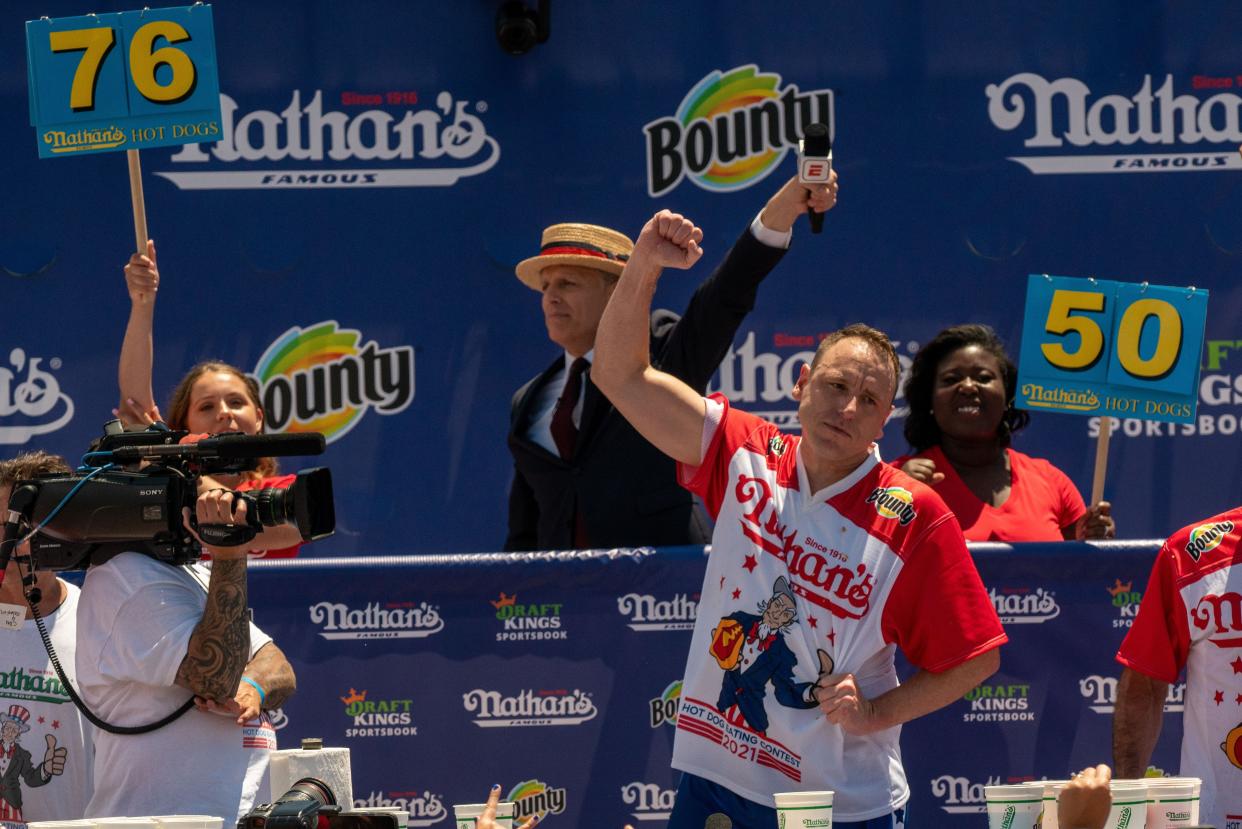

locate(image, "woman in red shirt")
[[895, 324, 1115, 542]]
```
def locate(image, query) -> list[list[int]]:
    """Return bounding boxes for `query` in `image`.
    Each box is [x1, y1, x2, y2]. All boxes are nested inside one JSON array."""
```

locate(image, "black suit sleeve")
[[504, 465, 539, 552], [653, 226, 787, 392]]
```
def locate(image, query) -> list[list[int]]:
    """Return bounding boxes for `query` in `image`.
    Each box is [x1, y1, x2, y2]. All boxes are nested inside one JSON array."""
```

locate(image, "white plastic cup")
[[92, 820, 159, 829], [773, 791, 834, 829], [1146, 778, 1200, 825], [1105, 781, 1148, 829], [351, 808, 409, 829], [984, 784, 1042, 829], [1022, 779, 1069, 829], [27, 822, 98, 829], [452, 801, 515, 829], [153, 818, 225, 829]]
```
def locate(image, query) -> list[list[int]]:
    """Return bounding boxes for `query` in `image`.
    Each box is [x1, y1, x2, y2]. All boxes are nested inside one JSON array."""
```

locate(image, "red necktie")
[[550, 357, 589, 460]]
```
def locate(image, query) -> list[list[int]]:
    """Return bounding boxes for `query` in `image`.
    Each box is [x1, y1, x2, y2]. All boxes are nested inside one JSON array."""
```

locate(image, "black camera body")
[[240, 778, 398, 829], [3, 423, 335, 572]]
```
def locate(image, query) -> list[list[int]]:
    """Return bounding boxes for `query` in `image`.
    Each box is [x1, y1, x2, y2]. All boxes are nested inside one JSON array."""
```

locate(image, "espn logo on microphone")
[[798, 154, 832, 182]]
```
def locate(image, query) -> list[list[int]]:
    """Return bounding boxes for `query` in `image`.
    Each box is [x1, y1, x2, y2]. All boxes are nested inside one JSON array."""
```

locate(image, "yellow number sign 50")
[[1040, 289, 1183, 379], [49, 20, 196, 112]]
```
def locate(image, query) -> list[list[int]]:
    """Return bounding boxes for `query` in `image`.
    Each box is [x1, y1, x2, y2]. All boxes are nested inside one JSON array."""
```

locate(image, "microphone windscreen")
[[802, 122, 831, 155], [704, 813, 732, 829], [197, 432, 327, 458]]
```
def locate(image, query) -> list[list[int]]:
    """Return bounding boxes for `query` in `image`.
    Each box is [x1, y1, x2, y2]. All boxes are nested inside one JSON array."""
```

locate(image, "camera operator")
[[0, 452, 91, 825], [75, 476, 296, 822]]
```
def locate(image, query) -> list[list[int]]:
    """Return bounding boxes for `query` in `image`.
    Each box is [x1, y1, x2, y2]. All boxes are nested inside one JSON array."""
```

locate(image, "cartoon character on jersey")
[[1223, 722, 1242, 771], [0, 704, 67, 824], [709, 577, 820, 734]]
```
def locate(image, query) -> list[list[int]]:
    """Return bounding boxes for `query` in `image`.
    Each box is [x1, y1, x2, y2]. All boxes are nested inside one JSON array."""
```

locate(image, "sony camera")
[[240, 778, 398, 829], [1, 422, 335, 572]]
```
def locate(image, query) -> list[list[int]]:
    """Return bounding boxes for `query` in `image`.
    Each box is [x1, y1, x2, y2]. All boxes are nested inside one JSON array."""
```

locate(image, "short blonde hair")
[[810, 323, 901, 400]]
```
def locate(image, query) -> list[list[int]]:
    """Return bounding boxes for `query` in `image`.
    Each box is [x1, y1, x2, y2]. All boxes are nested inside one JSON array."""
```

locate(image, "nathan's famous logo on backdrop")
[[251, 321, 414, 444], [1186, 521, 1235, 561], [309, 600, 444, 640], [644, 65, 834, 197], [340, 688, 417, 739], [709, 332, 917, 430], [268, 708, 289, 731], [616, 592, 698, 631], [930, 775, 1002, 815], [1079, 674, 1186, 714], [621, 782, 676, 822], [507, 780, 567, 825], [1108, 579, 1143, 629], [355, 791, 446, 828], [492, 592, 567, 642], [961, 682, 1034, 724], [989, 587, 1061, 625], [1090, 339, 1242, 440], [649, 680, 683, 728], [0, 348, 75, 446], [156, 89, 498, 190], [462, 687, 597, 727], [987, 73, 1242, 174]]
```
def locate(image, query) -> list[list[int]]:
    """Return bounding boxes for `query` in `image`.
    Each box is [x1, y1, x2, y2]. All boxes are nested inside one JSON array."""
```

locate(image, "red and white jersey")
[[1117, 507, 1242, 829], [673, 396, 1006, 821]]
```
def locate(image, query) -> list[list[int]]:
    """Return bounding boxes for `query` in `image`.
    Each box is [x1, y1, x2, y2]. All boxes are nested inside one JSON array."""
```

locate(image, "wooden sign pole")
[[127, 149, 148, 252], [1090, 416, 1111, 506]]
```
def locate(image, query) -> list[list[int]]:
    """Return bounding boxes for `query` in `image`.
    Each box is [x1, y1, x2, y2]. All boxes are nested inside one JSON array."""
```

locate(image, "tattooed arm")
[[174, 485, 252, 701]]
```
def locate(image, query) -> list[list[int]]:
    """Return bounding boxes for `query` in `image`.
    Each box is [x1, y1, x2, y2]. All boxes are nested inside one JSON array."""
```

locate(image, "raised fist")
[[634, 210, 704, 270]]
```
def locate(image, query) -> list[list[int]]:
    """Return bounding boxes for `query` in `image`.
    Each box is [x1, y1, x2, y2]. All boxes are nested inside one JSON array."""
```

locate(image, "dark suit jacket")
[[0, 743, 49, 811], [506, 227, 787, 551]]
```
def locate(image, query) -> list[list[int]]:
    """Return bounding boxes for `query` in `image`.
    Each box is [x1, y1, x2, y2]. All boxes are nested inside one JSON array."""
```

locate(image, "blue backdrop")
[[4, 1, 1242, 554]]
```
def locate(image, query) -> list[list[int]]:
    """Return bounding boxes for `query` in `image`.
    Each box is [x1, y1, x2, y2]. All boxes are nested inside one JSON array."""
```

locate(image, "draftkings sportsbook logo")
[[648, 680, 683, 728], [309, 600, 444, 640], [158, 89, 499, 189], [930, 774, 1001, 815], [461, 688, 598, 727], [616, 592, 698, 631], [355, 790, 447, 827], [987, 72, 1242, 174], [989, 587, 1061, 625], [252, 321, 415, 444], [492, 592, 567, 642], [507, 780, 568, 825], [1079, 674, 1186, 714], [1108, 579, 1143, 629], [621, 782, 676, 822], [1186, 521, 1235, 561], [644, 65, 834, 197], [961, 683, 1034, 724], [340, 688, 417, 739]]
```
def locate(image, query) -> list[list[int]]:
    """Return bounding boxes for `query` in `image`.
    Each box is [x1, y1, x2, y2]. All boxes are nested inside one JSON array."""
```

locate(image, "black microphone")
[[704, 813, 732, 829], [0, 485, 38, 590], [798, 122, 833, 234], [107, 432, 326, 464]]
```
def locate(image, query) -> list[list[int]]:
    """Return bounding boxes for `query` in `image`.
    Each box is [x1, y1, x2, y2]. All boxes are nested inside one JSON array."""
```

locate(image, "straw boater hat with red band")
[[514, 223, 634, 291]]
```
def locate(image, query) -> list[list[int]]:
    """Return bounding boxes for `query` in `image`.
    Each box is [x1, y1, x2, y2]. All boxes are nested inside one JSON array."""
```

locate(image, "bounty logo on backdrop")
[[1079, 675, 1185, 714], [644, 65, 834, 197], [621, 782, 676, 822], [252, 321, 414, 443], [986, 72, 1242, 174], [930, 775, 1001, 815], [355, 791, 447, 828], [507, 780, 567, 825], [0, 348, 75, 445], [157, 90, 499, 189], [649, 680, 682, 728]]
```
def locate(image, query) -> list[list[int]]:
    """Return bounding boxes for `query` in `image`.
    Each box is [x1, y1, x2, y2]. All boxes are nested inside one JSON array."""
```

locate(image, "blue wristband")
[[240, 675, 266, 705]]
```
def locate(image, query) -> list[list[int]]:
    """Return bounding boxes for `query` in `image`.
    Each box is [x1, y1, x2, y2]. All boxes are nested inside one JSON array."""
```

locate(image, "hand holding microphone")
[[798, 122, 834, 233]]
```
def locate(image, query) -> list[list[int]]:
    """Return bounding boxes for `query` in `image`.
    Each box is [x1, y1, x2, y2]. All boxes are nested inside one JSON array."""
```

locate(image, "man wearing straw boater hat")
[[505, 173, 837, 551]]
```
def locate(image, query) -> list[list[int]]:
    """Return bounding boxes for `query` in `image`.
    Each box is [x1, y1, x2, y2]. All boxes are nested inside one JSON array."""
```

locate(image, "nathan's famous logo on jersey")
[[1108, 579, 1143, 629], [1079, 674, 1186, 714], [734, 474, 875, 620], [157, 89, 499, 190], [461, 688, 597, 727], [709, 332, 918, 430], [648, 680, 683, 728], [866, 486, 917, 525], [0, 348, 75, 446], [987, 72, 1242, 175], [340, 688, 417, 739], [0, 666, 71, 705], [309, 600, 444, 640], [1190, 591, 1242, 647], [621, 782, 676, 822], [1186, 521, 1235, 561], [989, 587, 1061, 624], [355, 790, 447, 828], [507, 779, 568, 825], [644, 65, 834, 197], [252, 321, 415, 444], [961, 683, 1034, 724], [930, 774, 1002, 815], [492, 592, 567, 642], [616, 592, 698, 631]]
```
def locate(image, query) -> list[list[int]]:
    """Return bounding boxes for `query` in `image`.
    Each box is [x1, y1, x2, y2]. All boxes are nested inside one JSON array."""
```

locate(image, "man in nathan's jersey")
[[1113, 509, 1242, 829], [592, 210, 1007, 829]]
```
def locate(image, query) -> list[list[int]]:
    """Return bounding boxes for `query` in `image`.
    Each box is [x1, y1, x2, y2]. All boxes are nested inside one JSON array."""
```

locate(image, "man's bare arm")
[[1112, 667, 1167, 778], [174, 556, 250, 700], [243, 642, 296, 710]]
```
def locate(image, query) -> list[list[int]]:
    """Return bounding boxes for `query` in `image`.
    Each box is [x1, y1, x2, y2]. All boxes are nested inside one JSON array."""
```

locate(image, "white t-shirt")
[[673, 397, 1006, 821], [75, 553, 277, 822], [0, 582, 94, 828]]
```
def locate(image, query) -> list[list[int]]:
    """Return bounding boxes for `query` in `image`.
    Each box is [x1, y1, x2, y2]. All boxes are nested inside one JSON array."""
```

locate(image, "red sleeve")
[[233, 474, 302, 559], [1046, 462, 1087, 529], [1116, 545, 1189, 683], [677, 394, 774, 519], [881, 514, 1008, 672]]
